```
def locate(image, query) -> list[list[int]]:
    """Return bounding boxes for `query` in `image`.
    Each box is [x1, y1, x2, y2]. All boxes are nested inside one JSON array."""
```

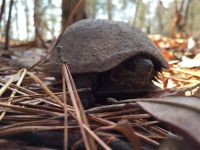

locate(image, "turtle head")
[[111, 56, 156, 89]]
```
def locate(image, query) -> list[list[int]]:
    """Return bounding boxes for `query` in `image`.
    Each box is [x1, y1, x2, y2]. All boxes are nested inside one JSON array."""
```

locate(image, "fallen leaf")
[[179, 53, 200, 68], [136, 96, 200, 148], [159, 133, 195, 150]]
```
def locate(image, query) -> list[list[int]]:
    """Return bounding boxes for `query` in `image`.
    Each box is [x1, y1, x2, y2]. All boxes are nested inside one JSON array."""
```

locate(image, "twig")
[[27, 72, 66, 108], [86, 103, 137, 114], [0, 126, 64, 137], [105, 114, 151, 121], [0, 69, 27, 120], [62, 64, 68, 150], [83, 124, 111, 150], [62, 65, 92, 150], [0, 101, 61, 116]]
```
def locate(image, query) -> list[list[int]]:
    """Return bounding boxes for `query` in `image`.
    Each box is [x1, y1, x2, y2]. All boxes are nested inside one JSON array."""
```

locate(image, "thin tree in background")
[[155, 1, 164, 33], [181, 0, 191, 31], [133, 0, 140, 25], [61, 0, 86, 30], [171, 0, 192, 37], [131, 1, 148, 32], [34, 0, 46, 47], [14, 1, 19, 40], [86, 0, 96, 19], [107, 0, 112, 20], [5, 0, 14, 50], [0, 0, 6, 26], [24, 0, 30, 40], [34, 0, 41, 45]]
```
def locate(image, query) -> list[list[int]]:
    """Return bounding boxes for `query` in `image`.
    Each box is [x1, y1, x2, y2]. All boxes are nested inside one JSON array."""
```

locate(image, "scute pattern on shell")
[[50, 19, 168, 73]]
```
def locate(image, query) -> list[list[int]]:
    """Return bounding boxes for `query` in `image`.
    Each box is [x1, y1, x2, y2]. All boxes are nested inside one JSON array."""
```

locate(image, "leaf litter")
[[0, 35, 199, 149]]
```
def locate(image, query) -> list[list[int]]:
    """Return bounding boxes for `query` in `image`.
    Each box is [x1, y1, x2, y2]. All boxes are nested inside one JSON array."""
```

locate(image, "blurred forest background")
[[0, 0, 199, 49]]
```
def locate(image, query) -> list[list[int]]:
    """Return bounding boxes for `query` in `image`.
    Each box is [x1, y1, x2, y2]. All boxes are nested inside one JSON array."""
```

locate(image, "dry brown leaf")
[[159, 133, 196, 150], [137, 96, 200, 148]]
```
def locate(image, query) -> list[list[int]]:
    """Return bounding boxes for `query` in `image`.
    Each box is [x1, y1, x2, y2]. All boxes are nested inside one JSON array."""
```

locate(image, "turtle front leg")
[[72, 73, 98, 108]]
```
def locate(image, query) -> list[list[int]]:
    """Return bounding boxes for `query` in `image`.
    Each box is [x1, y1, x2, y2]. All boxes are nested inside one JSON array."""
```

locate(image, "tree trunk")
[[181, 0, 192, 29], [14, 1, 19, 40], [61, 0, 86, 31], [34, 0, 46, 47], [0, 0, 6, 25], [107, 0, 112, 20], [24, 0, 30, 40], [171, 0, 192, 37], [156, 1, 164, 33], [34, 0, 40, 45], [133, 0, 140, 25], [5, 0, 14, 50]]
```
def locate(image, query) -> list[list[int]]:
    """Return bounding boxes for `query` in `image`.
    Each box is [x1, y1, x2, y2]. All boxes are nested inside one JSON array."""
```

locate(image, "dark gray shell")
[[50, 19, 168, 74]]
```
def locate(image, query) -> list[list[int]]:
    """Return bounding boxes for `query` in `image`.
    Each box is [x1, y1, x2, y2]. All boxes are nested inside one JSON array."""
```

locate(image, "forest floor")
[[0, 35, 199, 149]]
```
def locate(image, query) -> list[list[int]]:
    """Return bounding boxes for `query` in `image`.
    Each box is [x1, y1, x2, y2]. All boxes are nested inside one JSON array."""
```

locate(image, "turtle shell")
[[50, 19, 168, 74]]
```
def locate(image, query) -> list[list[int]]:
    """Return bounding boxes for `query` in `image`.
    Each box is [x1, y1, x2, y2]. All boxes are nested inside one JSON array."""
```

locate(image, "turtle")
[[48, 19, 168, 107]]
